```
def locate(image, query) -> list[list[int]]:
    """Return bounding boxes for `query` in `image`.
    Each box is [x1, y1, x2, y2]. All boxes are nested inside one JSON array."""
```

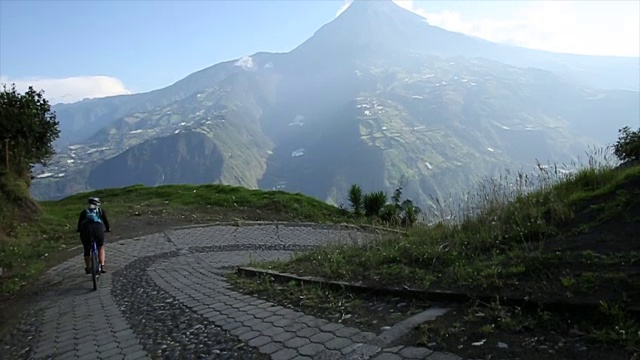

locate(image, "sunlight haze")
[[1, 0, 638, 104]]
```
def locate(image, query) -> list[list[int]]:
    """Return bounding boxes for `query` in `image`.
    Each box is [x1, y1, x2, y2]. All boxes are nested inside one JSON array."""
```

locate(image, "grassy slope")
[[44, 183, 352, 226], [0, 183, 352, 295], [252, 162, 640, 351], [261, 163, 639, 300]]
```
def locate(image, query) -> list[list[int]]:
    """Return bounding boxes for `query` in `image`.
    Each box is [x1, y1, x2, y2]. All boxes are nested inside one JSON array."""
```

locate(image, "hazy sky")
[[1, 0, 638, 104]]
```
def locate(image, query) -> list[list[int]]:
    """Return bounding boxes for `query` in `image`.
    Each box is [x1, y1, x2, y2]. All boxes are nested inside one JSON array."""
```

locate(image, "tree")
[[345, 179, 422, 227], [613, 126, 640, 164], [347, 184, 364, 215], [363, 191, 387, 217], [0, 83, 60, 177]]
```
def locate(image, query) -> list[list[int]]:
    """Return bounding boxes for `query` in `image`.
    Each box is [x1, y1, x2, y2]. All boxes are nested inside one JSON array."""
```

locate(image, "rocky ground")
[[229, 273, 633, 360]]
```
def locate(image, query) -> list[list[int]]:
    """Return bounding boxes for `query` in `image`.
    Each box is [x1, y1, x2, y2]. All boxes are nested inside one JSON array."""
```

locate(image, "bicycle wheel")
[[91, 241, 98, 291]]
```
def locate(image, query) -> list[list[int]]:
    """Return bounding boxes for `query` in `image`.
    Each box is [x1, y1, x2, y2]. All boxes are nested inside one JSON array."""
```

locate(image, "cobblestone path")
[[1, 224, 462, 360]]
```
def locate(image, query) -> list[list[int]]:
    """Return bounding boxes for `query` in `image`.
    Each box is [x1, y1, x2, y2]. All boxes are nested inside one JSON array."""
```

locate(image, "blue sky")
[[1, 0, 638, 104]]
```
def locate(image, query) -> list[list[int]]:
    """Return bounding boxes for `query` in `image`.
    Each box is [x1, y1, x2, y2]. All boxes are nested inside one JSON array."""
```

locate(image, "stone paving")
[[1, 224, 463, 360]]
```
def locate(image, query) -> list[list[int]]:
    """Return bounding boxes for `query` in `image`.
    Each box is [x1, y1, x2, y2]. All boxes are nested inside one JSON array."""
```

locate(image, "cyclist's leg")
[[92, 225, 106, 272], [80, 230, 91, 273], [98, 245, 105, 266]]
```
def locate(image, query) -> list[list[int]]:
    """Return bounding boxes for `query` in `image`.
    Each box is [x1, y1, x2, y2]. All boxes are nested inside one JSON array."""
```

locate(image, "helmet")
[[88, 197, 101, 206]]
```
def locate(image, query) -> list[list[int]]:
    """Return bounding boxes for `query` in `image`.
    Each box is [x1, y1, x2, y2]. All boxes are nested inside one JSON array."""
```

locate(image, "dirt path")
[[0, 223, 458, 360], [0, 216, 198, 338]]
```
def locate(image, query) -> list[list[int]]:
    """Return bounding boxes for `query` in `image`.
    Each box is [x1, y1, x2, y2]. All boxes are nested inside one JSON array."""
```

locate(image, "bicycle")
[[90, 236, 100, 291]]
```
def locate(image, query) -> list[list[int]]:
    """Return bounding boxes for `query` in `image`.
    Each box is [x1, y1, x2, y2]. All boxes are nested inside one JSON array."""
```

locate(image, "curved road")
[[2, 224, 459, 360]]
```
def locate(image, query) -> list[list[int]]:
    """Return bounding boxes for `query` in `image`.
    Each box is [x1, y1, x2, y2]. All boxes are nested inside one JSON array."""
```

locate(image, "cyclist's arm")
[[77, 210, 85, 233], [101, 208, 111, 232]]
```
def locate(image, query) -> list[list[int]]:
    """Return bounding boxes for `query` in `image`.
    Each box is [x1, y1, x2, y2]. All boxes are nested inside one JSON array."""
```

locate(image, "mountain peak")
[[345, 0, 399, 11], [337, 0, 424, 24], [289, 0, 457, 60]]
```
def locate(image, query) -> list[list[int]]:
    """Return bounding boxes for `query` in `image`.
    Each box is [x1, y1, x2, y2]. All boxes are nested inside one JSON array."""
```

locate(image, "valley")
[[29, 0, 639, 212]]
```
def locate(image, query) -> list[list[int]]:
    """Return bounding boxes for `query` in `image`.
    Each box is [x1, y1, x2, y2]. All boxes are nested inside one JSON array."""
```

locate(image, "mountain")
[[51, 58, 243, 146], [292, 0, 639, 91], [51, 1, 639, 149], [87, 131, 226, 190], [32, 0, 640, 208]]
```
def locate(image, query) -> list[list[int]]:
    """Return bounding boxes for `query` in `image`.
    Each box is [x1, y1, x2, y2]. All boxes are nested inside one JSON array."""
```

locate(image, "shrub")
[[379, 203, 400, 225], [0, 83, 60, 176], [346, 181, 421, 227], [400, 199, 420, 227], [363, 191, 387, 217], [613, 126, 640, 164], [347, 184, 364, 215]]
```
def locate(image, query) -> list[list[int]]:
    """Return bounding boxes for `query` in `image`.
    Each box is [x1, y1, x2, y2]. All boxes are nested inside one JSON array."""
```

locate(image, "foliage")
[[613, 126, 640, 164], [591, 301, 640, 352], [347, 184, 364, 215], [379, 187, 421, 227], [0, 83, 60, 177], [363, 190, 387, 217], [261, 146, 639, 310], [400, 199, 420, 227], [0, 84, 58, 266], [379, 203, 400, 226], [243, 145, 639, 355], [348, 180, 421, 227]]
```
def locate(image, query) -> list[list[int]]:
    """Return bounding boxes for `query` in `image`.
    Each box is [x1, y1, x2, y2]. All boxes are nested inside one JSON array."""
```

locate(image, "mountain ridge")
[[51, 1, 639, 147], [33, 53, 638, 205], [32, 0, 640, 209]]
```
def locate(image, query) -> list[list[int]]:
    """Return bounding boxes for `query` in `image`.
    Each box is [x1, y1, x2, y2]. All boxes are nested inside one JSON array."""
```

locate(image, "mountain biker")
[[77, 197, 111, 274]]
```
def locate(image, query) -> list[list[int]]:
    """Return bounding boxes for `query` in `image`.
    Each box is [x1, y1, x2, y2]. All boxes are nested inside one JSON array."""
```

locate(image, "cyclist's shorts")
[[80, 223, 105, 256]]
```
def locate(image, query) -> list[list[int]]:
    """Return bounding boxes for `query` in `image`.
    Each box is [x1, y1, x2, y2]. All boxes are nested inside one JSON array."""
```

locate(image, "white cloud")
[[336, 0, 640, 57], [423, 2, 639, 57], [234, 56, 256, 70], [0, 75, 132, 105], [336, 1, 351, 17]]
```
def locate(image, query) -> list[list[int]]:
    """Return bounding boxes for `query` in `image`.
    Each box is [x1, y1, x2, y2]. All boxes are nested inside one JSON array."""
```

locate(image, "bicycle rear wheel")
[[91, 241, 99, 291]]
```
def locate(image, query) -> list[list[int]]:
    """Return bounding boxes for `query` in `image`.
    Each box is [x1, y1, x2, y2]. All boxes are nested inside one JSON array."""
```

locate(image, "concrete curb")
[[368, 307, 450, 348], [235, 266, 640, 316], [341, 308, 451, 359]]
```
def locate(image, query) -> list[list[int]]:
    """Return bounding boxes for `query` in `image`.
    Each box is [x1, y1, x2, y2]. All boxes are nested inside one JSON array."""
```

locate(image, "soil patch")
[[226, 273, 430, 334], [230, 270, 639, 359], [394, 302, 636, 360]]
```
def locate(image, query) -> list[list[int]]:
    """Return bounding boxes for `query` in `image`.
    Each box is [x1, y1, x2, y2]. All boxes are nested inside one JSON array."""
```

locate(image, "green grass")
[[415, 298, 639, 355], [41, 183, 353, 225], [0, 183, 354, 295], [244, 151, 640, 352], [253, 153, 640, 304]]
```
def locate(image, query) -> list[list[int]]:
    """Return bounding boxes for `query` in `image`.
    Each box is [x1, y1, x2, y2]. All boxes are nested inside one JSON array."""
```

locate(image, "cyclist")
[[77, 197, 111, 274]]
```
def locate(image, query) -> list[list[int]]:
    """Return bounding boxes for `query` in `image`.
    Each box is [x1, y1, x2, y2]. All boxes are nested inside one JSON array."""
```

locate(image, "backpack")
[[84, 207, 103, 224]]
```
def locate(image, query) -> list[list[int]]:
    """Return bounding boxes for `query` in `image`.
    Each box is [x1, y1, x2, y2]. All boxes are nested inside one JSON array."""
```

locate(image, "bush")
[[363, 191, 387, 217], [347, 184, 364, 215], [613, 126, 640, 163], [400, 199, 420, 227], [346, 182, 421, 227], [379, 203, 400, 226], [0, 83, 60, 177]]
